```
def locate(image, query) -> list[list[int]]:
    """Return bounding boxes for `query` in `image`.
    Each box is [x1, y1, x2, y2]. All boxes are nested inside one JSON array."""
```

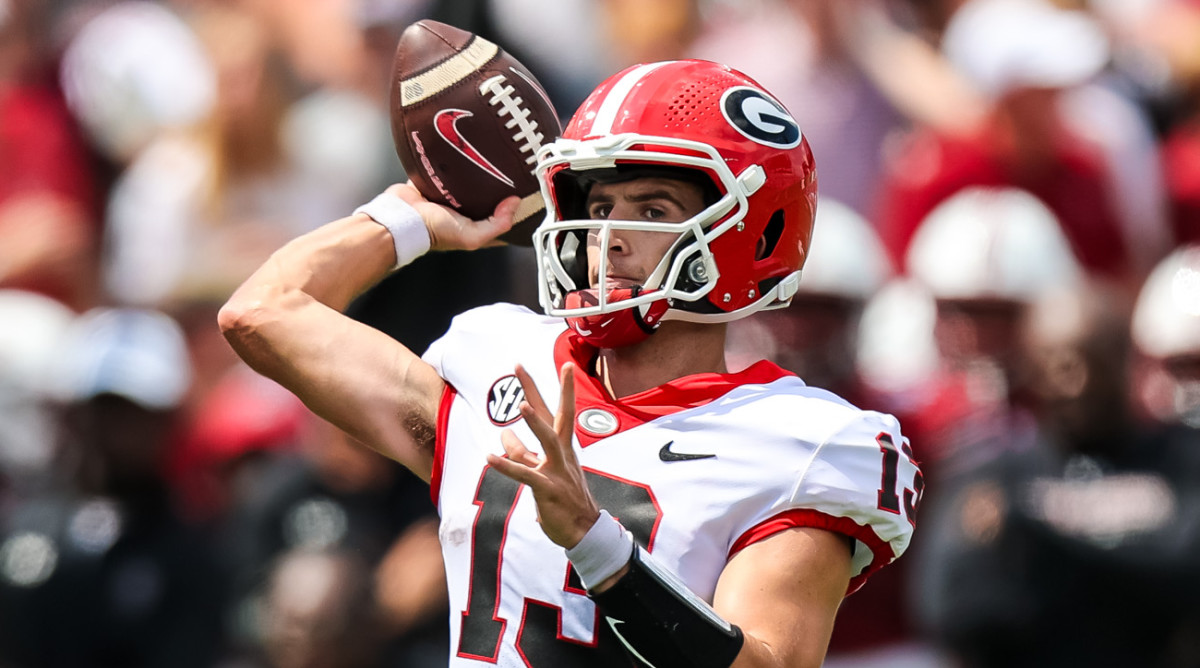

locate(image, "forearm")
[[219, 212, 442, 476], [246, 213, 401, 313], [218, 213, 399, 395]]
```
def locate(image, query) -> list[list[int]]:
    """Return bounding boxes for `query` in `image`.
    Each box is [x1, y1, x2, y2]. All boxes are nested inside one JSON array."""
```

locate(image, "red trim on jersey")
[[553, 330, 795, 446], [457, 468, 521, 663], [728, 509, 895, 596], [430, 383, 458, 507], [514, 597, 602, 661], [563, 566, 588, 596]]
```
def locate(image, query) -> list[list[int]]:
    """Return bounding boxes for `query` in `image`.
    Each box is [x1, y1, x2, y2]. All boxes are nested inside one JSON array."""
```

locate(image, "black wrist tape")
[[589, 546, 744, 668]]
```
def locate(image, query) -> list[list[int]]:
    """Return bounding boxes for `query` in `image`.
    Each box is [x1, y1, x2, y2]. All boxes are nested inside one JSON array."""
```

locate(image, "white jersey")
[[423, 303, 921, 667]]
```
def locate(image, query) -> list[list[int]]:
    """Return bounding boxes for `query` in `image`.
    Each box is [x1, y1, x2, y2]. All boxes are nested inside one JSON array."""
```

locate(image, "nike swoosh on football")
[[658, 441, 716, 462], [433, 108, 515, 186]]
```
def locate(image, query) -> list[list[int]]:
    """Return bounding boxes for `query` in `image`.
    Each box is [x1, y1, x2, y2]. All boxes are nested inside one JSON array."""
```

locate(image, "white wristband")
[[565, 509, 635, 590], [353, 192, 431, 269]]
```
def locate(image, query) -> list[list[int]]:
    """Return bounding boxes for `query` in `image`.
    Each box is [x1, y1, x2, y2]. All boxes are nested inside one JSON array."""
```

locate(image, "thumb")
[[473, 196, 520, 246], [487, 196, 521, 231]]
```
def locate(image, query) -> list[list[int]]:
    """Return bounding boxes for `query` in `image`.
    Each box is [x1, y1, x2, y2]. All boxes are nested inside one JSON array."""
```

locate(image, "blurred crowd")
[[2, 0, 1200, 666]]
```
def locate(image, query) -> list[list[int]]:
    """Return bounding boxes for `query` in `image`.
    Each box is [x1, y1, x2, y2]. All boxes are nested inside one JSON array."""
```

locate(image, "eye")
[[588, 203, 612, 219]]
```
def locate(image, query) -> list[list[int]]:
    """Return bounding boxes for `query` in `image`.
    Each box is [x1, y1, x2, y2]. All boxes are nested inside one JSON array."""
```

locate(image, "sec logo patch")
[[487, 375, 525, 425]]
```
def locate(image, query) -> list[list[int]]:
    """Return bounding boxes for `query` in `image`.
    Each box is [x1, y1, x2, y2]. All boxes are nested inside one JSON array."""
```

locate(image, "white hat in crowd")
[[0, 291, 76, 473], [943, 0, 1111, 97], [1132, 244, 1200, 360], [47, 307, 192, 411], [906, 186, 1084, 302], [800, 199, 894, 300], [59, 1, 216, 162]]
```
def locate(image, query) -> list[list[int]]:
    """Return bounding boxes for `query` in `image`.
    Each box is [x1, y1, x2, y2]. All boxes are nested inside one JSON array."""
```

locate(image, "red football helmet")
[[532, 59, 818, 348]]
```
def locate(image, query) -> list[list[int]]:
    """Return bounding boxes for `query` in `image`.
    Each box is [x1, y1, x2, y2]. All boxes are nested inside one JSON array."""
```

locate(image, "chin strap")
[[564, 288, 669, 348]]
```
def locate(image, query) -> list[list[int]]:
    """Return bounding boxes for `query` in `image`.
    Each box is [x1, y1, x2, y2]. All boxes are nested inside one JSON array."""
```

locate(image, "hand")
[[486, 363, 601, 549], [386, 182, 518, 251]]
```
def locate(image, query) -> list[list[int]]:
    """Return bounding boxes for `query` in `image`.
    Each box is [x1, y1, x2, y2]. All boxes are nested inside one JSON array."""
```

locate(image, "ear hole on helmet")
[[757, 210, 785, 260]]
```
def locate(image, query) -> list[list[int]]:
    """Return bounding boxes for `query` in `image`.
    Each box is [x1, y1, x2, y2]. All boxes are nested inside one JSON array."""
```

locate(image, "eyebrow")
[[585, 188, 690, 211]]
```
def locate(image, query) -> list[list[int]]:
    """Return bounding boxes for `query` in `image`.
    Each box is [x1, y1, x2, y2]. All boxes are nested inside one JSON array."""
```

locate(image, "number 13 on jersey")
[[876, 432, 923, 525]]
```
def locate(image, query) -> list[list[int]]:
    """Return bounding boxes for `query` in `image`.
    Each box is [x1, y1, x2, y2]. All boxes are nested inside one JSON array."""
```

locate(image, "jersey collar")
[[554, 330, 793, 446]]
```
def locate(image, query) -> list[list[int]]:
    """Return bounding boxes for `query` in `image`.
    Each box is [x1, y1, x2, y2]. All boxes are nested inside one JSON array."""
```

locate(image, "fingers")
[[514, 364, 550, 416], [447, 195, 520, 251], [385, 181, 423, 204], [487, 430, 544, 486], [484, 196, 520, 234], [520, 401, 565, 464], [500, 429, 541, 467], [514, 363, 580, 468], [486, 452, 538, 486], [555, 364, 578, 465]]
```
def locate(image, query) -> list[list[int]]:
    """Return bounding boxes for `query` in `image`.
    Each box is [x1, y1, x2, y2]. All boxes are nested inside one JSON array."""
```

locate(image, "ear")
[[755, 235, 768, 260]]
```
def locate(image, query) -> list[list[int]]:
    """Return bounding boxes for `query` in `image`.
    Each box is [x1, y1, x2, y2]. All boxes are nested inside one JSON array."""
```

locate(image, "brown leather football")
[[389, 20, 561, 246]]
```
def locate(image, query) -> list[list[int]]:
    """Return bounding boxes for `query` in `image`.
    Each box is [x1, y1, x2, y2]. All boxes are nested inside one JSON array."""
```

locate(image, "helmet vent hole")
[[665, 75, 727, 129], [757, 210, 785, 260]]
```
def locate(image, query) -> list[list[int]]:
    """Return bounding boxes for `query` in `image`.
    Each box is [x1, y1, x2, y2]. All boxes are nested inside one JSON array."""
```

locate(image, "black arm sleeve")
[[589, 546, 745, 668]]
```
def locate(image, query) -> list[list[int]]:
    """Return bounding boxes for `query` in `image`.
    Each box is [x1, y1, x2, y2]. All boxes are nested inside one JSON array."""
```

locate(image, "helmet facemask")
[[532, 134, 796, 344]]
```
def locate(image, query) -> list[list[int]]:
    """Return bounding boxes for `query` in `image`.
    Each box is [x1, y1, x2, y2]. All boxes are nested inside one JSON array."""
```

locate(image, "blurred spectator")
[[1106, 0, 1200, 134], [914, 279, 1200, 667], [867, 186, 1083, 469], [88, 1, 394, 311], [96, 3, 293, 307], [216, 413, 447, 667], [58, 1, 215, 168], [93, 2, 402, 481], [1131, 244, 1200, 427], [602, 0, 702, 66], [0, 0, 101, 311], [1164, 116, 1200, 244], [1156, 0, 1200, 245], [258, 548, 384, 668], [0, 290, 74, 503], [167, 365, 307, 524], [877, 0, 1166, 283], [727, 198, 893, 399], [0, 307, 225, 668], [488, 0, 608, 113]]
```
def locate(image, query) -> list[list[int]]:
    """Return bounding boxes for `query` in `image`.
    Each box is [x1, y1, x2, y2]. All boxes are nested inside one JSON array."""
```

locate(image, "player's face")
[[583, 177, 707, 289]]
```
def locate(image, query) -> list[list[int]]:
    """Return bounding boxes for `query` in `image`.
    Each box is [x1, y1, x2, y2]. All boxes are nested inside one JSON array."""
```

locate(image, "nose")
[[605, 227, 630, 255], [589, 226, 633, 256]]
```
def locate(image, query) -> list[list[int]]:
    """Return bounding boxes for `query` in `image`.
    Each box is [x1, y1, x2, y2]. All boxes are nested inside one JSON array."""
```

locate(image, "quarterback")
[[221, 60, 922, 667]]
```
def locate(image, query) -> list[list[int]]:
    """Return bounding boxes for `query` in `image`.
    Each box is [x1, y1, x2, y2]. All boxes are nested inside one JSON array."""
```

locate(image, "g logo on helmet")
[[720, 87, 801, 149]]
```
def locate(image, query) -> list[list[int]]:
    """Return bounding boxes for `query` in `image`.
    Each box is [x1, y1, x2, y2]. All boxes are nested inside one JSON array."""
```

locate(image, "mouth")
[[592, 275, 641, 290]]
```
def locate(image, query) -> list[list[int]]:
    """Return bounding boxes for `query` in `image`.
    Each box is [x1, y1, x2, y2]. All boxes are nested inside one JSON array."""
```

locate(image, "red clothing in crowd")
[[0, 77, 100, 306], [876, 124, 1129, 278], [1163, 119, 1200, 245], [0, 81, 96, 210]]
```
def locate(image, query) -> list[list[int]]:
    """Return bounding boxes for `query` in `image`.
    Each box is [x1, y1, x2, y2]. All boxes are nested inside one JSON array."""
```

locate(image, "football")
[[389, 20, 561, 246]]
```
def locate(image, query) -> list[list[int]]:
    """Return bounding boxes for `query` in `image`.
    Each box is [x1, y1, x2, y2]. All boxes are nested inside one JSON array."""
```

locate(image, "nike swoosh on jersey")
[[658, 441, 716, 462], [433, 108, 515, 186]]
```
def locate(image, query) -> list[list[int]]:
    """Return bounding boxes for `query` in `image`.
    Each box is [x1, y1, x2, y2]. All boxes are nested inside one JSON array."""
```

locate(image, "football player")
[[221, 60, 921, 668]]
